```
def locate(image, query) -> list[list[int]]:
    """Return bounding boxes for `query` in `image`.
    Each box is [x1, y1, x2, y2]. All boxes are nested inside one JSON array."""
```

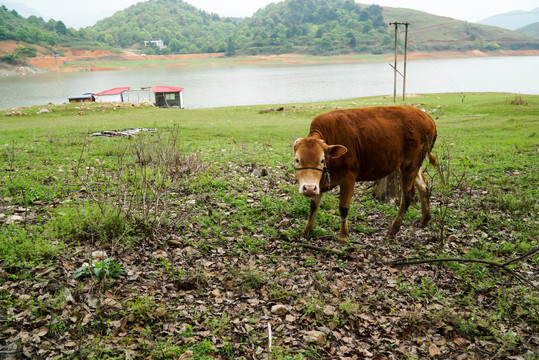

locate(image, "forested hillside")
[[91, 0, 539, 56], [89, 0, 389, 55], [231, 1, 389, 55], [0, 5, 114, 63], [91, 0, 236, 54], [1, 0, 538, 63]]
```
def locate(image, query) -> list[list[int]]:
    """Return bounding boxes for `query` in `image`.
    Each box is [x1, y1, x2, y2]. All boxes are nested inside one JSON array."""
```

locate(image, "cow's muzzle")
[[294, 166, 328, 197]]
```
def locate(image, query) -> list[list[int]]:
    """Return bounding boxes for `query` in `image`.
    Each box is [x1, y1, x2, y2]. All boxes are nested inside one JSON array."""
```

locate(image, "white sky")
[[3, 0, 538, 28]]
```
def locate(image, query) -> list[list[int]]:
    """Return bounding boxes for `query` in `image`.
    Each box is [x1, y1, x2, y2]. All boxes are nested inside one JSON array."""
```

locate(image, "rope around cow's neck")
[[294, 166, 331, 191]]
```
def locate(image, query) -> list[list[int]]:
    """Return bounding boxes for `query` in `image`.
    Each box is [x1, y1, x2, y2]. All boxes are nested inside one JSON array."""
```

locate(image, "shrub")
[[50, 203, 133, 244], [0, 227, 62, 269]]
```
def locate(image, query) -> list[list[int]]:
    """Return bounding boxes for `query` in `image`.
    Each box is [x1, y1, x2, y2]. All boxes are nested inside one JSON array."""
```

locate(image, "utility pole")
[[389, 22, 410, 102], [392, 22, 398, 103], [403, 22, 409, 101]]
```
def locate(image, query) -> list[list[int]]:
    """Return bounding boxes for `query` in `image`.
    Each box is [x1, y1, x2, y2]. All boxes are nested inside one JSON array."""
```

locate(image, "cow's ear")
[[326, 144, 347, 158]]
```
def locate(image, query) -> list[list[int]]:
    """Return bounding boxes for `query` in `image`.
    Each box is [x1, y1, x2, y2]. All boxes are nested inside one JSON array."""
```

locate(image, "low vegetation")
[[0, 93, 537, 358]]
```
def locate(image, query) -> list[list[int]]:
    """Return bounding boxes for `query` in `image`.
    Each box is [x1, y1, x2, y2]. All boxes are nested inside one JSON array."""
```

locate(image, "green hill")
[[382, 6, 539, 52], [90, 0, 236, 53], [518, 22, 539, 37]]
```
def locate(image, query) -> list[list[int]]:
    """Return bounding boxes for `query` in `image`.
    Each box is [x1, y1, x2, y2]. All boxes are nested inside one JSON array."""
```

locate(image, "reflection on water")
[[0, 56, 537, 110]]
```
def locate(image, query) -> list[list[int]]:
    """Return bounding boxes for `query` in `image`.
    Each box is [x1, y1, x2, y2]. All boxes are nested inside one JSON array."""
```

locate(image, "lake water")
[[0, 56, 537, 111]]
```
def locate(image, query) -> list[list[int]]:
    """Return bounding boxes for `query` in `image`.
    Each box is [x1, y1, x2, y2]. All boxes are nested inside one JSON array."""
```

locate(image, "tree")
[[55, 20, 67, 35], [485, 42, 501, 50], [85, 28, 98, 41], [348, 34, 357, 48], [226, 37, 236, 56], [27, 15, 42, 26], [316, 33, 333, 53], [104, 33, 115, 45], [44, 19, 56, 32], [16, 29, 29, 42], [15, 45, 36, 57], [46, 34, 57, 46], [0, 26, 8, 40], [362, 23, 372, 34], [29, 27, 44, 43], [169, 38, 182, 53]]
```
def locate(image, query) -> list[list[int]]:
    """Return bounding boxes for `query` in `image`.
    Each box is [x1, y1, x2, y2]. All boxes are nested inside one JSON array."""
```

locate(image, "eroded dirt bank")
[[1, 40, 536, 75]]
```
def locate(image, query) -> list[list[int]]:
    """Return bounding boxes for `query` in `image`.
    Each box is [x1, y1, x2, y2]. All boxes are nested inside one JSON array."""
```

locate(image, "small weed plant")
[[73, 258, 126, 280]]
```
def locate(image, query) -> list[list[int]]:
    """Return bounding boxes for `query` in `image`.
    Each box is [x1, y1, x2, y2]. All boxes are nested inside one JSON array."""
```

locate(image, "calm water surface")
[[0, 56, 537, 110]]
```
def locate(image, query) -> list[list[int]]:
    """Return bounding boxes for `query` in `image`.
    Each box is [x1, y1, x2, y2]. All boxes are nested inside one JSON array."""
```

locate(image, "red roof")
[[151, 86, 184, 93], [94, 87, 131, 96]]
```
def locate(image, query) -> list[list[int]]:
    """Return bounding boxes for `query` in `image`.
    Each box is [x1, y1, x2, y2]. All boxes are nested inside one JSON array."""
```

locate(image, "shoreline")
[[2, 49, 537, 76]]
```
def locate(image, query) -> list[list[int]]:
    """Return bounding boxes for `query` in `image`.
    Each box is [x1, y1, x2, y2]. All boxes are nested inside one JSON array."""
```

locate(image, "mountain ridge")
[[478, 7, 539, 31]]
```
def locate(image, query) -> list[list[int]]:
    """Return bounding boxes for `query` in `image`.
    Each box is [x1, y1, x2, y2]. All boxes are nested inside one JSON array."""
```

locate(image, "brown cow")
[[293, 105, 438, 241]]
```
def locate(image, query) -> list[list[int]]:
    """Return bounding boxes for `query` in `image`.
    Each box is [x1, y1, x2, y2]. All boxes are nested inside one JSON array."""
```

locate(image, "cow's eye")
[[295, 158, 299, 163], [321, 159, 325, 164]]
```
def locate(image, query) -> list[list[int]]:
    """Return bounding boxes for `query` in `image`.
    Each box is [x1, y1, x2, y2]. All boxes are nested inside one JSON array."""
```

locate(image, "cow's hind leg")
[[415, 169, 431, 227], [303, 194, 322, 235], [387, 168, 418, 238]]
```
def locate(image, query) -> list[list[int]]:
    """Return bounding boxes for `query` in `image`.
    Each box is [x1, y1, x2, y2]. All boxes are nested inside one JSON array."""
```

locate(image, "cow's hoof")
[[386, 230, 397, 239], [414, 219, 429, 228]]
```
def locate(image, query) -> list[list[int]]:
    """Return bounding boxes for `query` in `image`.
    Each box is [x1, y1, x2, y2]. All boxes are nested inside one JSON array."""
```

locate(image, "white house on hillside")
[[144, 38, 167, 50]]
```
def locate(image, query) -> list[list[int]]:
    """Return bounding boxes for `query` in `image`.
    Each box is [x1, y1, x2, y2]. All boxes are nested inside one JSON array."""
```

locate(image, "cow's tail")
[[427, 132, 438, 167], [428, 152, 438, 167]]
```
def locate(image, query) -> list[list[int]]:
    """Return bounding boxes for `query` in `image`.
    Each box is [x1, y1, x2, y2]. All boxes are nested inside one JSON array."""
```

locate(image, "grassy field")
[[1, 93, 538, 359]]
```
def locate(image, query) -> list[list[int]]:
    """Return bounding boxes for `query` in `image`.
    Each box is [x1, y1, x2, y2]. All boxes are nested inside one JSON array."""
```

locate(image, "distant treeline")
[[0, 5, 116, 63]]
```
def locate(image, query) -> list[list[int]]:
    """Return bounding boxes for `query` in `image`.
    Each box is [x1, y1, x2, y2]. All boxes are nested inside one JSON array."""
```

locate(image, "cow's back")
[[309, 106, 436, 181]]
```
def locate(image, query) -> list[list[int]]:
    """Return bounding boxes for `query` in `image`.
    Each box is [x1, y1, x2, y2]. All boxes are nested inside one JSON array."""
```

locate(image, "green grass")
[[0, 93, 537, 358], [59, 53, 395, 72]]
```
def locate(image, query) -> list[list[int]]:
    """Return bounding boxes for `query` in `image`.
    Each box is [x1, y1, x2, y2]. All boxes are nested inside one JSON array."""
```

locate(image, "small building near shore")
[[94, 87, 132, 102], [68, 93, 95, 103], [92, 86, 184, 108], [151, 86, 184, 108]]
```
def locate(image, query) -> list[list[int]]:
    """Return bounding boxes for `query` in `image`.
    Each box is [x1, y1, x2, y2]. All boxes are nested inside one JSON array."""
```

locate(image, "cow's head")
[[293, 138, 347, 197]]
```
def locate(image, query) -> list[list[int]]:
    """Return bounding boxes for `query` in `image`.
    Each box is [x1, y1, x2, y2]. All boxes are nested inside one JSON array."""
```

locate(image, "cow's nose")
[[302, 184, 318, 196]]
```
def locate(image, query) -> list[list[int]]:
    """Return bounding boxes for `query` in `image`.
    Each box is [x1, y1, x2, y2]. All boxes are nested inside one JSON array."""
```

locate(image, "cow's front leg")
[[338, 177, 355, 242], [303, 194, 322, 235]]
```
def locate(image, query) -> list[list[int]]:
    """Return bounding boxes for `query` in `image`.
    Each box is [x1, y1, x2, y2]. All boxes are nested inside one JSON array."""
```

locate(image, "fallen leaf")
[[429, 344, 441, 356], [454, 337, 468, 347], [179, 350, 195, 359], [285, 314, 296, 322]]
